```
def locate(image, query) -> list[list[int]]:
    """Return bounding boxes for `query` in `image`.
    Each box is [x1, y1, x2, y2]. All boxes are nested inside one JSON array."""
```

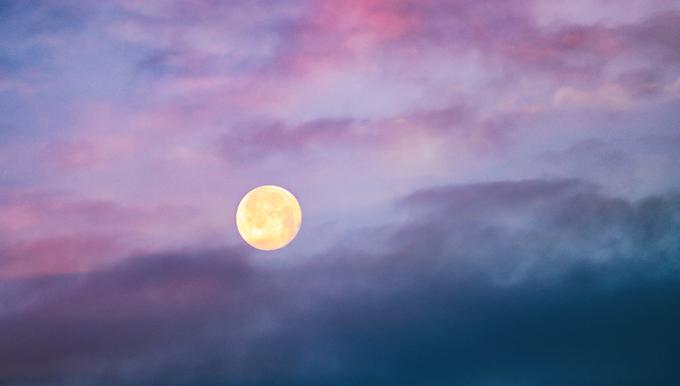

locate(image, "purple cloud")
[[0, 179, 679, 384], [1, 1, 680, 383]]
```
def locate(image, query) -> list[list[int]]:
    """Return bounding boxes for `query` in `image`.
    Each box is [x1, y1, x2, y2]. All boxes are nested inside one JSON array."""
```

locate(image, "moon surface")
[[236, 185, 302, 251]]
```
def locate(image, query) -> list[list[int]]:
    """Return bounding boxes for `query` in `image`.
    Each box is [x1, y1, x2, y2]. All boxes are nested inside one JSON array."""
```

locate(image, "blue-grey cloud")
[[1, 179, 679, 385]]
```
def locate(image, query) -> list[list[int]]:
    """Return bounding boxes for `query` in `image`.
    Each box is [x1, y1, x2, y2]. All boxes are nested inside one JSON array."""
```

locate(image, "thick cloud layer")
[[2, 179, 679, 385]]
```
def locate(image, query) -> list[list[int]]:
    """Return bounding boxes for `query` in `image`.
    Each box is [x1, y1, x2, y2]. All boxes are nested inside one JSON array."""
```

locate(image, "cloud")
[[218, 103, 507, 169], [0, 235, 123, 278], [1, 2, 680, 382], [41, 135, 140, 171], [220, 118, 357, 161], [667, 75, 680, 97], [552, 83, 633, 110], [0, 188, 198, 277], [1, 179, 678, 385]]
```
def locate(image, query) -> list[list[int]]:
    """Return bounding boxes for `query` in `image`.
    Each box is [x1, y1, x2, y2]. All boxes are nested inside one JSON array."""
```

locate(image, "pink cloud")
[[218, 103, 512, 173], [271, 0, 419, 75], [0, 236, 122, 278], [552, 83, 633, 110], [0, 188, 199, 277], [41, 135, 139, 171]]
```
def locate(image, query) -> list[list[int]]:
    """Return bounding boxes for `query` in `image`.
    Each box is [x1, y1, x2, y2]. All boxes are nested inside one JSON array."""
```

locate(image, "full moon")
[[236, 185, 302, 251]]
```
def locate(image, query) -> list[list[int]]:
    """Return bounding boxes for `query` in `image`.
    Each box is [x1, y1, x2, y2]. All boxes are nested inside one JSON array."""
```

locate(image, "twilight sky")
[[1, 0, 680, 384]]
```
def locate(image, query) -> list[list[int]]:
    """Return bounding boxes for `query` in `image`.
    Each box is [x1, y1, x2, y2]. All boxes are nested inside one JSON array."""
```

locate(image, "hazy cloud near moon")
[[2, 179, 679, 385]]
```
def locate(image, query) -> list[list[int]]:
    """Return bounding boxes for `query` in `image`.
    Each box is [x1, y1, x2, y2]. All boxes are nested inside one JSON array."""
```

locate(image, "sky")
[[1, 0, 680, 384]]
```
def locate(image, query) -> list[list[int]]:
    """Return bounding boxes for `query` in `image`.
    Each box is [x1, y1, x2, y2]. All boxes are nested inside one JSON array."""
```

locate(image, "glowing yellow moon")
[[236, 185, 302, 251]]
